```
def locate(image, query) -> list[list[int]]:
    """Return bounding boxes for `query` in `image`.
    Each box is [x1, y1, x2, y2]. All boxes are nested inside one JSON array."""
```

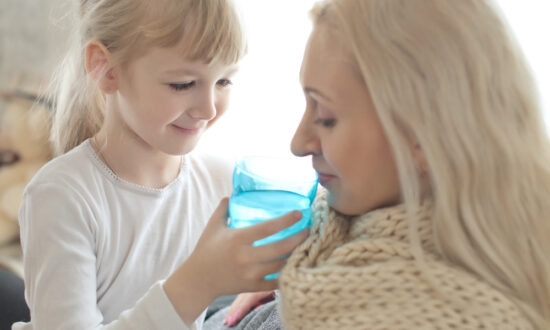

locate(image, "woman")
[[209, 0, 549, 329], [279, 0, 550, 329]]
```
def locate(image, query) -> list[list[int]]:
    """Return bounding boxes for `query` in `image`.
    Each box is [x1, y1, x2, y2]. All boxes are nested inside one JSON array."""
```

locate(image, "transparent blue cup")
[[228, 156, 318, 279]]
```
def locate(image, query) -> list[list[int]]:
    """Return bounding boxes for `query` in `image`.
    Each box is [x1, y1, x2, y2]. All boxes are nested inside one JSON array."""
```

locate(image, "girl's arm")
[[163, 198, 308, 325], [19, 182, 103, 328], [18, 183, 307, 329], [17, 182, 189, 330]]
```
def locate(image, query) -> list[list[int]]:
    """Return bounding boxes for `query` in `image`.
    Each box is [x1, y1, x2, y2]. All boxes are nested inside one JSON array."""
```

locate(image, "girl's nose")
[[189, 89, 217, 121], [291, 110, 320, 157]]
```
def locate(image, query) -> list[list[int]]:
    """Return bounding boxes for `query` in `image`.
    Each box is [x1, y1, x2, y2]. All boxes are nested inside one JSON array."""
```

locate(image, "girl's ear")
[[85, 40, 118, 94]]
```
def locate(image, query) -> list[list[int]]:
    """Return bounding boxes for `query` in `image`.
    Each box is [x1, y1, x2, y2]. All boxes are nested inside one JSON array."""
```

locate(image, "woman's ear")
[[403, 131, 429, 177], [85, 40, 118, 94], [412, 141, 429, 176], [400, 126, 429, 177]]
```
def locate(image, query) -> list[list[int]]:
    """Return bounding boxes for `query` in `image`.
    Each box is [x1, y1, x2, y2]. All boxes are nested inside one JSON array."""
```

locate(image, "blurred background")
[[204, 0, 550, 158], [0, 0, 548, 328], [0, 0, 547, 158]]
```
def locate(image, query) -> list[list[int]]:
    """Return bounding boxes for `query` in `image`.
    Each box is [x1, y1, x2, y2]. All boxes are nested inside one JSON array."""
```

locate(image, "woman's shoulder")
[[282, 257, 532, 329], [371, 258, 533, 329]]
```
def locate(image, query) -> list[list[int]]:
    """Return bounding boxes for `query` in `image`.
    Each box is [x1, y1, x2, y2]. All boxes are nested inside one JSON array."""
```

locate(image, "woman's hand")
[[223, 291, 276, 326], [164, 198, 308, 325]]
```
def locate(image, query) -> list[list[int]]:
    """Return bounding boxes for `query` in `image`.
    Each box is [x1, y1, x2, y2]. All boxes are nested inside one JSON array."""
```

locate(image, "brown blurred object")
[[0, 73, 54, 277]]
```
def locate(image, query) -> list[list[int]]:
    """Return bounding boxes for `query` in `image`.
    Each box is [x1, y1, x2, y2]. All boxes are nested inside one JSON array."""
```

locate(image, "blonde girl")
[[14, 0, 307, 329]]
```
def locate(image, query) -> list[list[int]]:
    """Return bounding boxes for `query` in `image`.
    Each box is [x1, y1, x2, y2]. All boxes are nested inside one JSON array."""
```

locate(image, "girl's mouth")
[[171, 124, 203, 135]]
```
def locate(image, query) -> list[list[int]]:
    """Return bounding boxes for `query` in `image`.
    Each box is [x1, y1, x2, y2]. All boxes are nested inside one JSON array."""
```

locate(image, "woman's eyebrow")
[[303, 87, 332, 102]]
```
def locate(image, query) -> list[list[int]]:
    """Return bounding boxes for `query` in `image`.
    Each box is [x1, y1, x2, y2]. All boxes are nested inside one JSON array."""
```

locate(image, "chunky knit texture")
[[279, 191, 532, 329]]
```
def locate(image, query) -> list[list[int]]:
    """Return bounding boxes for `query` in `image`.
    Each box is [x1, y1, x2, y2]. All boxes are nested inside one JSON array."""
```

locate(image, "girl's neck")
[[92, 131, 183, 189]]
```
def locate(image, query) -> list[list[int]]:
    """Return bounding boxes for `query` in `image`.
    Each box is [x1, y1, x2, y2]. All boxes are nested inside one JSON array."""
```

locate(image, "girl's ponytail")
[[49, 2, 104, 155]]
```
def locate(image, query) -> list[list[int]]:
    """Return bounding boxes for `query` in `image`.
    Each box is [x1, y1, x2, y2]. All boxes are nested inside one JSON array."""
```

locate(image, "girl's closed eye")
[[169, 81, 195, 91]]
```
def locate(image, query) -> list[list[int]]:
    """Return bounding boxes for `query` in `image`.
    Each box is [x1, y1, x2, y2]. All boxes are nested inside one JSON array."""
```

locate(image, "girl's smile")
[[170, 122, 206, 136]]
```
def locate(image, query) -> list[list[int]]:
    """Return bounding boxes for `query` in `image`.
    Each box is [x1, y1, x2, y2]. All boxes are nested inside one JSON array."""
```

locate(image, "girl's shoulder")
[[25, 139, 97, 194], [185, 150, 234, 195], [186, 150, 235, 178]]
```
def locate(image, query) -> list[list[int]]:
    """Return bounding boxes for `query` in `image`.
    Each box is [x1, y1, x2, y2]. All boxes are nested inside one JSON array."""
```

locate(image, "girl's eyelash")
[[314, 118, 336, 128], [169, 79, 232, 91], [169, 81, 195, 91], [217, 79, 233, 87]]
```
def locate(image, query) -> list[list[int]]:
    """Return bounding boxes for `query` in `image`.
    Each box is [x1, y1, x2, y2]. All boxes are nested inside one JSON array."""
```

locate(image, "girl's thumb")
[[209, 197, 229, 227]]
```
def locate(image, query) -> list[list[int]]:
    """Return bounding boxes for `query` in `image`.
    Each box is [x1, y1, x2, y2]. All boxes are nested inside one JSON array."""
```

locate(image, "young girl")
[[219, 0, 550, 328], [13, 0, 308, 329]]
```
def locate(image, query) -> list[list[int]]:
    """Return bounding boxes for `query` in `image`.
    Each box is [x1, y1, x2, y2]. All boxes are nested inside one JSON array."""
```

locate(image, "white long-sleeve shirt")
[[14, 139, 234, 330]]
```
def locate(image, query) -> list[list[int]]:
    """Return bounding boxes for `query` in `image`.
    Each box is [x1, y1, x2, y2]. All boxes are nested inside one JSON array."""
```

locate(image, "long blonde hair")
[[49, 0, 247, 155], [311, 0, 550, 328]]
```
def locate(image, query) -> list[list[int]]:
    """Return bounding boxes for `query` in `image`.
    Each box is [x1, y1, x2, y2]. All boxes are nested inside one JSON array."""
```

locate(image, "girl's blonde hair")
[[50, 0, 247, 155], [311, 0, 550, 328]]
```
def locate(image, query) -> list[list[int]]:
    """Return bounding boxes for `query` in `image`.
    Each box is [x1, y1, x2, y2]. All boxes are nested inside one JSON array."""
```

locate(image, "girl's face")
[[291, 26, 401, 216], [112, 39, 239, 156]]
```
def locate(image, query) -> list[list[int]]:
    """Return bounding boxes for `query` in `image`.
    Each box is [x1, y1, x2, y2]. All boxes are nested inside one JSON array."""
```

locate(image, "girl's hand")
[[164, 198, 308, 325], [223, 291, 275, 326]]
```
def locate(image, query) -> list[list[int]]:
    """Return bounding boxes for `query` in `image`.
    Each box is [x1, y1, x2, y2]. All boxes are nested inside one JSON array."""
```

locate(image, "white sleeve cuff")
[[117, 280, 190, 329]]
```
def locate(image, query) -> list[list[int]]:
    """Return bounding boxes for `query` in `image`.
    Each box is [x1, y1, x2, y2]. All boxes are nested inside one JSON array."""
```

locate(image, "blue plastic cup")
[[228, 156, 318, 279]]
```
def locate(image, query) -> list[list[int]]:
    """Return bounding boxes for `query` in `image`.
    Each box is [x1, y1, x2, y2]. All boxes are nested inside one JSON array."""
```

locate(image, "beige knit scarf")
[[278, 191, 532, 330]]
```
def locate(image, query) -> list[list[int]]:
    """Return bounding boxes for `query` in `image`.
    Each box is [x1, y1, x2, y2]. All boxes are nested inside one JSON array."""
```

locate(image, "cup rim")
[[236, 155, 319, 185]]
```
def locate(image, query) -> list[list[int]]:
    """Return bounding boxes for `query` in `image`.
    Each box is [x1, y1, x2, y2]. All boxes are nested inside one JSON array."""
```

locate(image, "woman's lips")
[[317, 172, 336, 185]]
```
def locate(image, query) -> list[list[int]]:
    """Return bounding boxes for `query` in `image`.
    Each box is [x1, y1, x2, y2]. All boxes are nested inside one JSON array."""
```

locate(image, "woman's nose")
[[291, 111, 320, 157]]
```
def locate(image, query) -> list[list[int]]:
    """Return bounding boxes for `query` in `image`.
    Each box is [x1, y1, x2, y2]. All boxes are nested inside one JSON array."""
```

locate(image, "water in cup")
[[227, 156, 318, 279], [229, 190, 312, 246]]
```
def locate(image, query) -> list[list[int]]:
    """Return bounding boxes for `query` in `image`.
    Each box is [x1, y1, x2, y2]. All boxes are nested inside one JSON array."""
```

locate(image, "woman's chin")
[[325, 191, 349, 215], [326, 192, 376, 216]]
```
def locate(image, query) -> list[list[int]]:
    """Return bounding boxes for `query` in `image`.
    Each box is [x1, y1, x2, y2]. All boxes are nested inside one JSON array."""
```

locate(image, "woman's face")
[[291, 26, 401, 216]]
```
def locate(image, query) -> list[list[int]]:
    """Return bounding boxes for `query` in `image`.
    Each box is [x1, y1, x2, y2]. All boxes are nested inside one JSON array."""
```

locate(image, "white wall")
[[198, 0, 317, 159], [0, 0, 72, 89], [1, 1, 547, 156], [496, 0, 550, 125], [198, 0, 550, 158]]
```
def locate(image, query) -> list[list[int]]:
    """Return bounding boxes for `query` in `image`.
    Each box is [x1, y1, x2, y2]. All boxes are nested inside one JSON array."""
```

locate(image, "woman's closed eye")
[[314, 117, 336, 128], [309, 99, 336, 128], [169, 81, 195, 91]]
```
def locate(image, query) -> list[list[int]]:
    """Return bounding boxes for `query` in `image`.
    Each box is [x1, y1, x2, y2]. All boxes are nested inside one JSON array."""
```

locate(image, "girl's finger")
[[254, 278, 279, 292], [203, 198, 230, 230], [238, 210, 303, 244], [251, 227, 309, 262], [258, 258, 287, 278]]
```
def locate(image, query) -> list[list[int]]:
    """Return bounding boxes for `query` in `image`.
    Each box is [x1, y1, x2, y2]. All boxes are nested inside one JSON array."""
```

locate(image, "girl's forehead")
[[133, 45, 239, 76]]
